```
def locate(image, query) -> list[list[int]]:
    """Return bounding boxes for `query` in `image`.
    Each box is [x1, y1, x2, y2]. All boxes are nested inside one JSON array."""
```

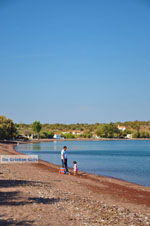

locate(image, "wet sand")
[[0, 143, 150, 225]]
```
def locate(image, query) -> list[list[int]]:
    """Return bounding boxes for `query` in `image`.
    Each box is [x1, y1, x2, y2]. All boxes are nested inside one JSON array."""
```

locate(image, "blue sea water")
[[16, 140, 150, 187]]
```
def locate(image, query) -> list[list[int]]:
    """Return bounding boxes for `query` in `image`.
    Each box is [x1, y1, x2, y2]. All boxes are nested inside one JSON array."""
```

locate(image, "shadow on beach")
[[0, 179, 60, 206], [0, 190, 60, 206], [0, 179, 50, 188], [0, 216, 33, 226]]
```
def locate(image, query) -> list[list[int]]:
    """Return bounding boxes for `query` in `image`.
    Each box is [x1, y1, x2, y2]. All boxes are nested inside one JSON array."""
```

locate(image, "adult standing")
[[61, 146, 68, 172]]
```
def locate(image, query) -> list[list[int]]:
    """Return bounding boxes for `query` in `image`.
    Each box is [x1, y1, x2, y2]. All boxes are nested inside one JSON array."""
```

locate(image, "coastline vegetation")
[[0, 116, 17, 140], [32, 121, 42, 139], [0, 115, 150, 141]]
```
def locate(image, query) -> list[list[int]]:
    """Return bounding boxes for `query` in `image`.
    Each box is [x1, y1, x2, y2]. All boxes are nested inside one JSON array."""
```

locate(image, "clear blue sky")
[[0, 0, 150, 124]]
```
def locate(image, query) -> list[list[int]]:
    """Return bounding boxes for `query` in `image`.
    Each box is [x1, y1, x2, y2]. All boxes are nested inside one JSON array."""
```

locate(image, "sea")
[[16, 140, 150, 187]]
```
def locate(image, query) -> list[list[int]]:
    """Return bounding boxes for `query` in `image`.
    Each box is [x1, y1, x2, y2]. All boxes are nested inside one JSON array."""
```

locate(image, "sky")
[[0, 0, 150, 124]]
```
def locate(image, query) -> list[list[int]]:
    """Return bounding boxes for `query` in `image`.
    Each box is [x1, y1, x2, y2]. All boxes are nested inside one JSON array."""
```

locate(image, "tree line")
[[0, 116, 17, 140], [0, 115, 150, 140]]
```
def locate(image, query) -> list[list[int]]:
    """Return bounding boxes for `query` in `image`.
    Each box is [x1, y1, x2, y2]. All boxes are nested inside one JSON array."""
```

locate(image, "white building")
[[72, 130, 83, 135], [27, 134, 34, 140], [53, 134, 61, 139], [61, 130, 83, 135], [117, 125, 126, 131], [126, 134, 132, 139], [92, 135, 100, 139]]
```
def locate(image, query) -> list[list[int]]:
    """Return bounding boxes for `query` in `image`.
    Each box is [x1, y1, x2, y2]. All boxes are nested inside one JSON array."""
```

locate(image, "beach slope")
[[0, 143, 150, 225]]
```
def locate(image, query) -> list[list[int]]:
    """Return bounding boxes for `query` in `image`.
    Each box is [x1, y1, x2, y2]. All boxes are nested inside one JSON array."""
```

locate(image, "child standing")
[[73, 161, 78, 175]]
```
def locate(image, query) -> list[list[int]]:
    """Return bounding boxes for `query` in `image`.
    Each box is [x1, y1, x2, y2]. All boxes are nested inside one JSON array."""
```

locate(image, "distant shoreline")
[[7, 137, 150, 145], [1, 137, 150, 147]]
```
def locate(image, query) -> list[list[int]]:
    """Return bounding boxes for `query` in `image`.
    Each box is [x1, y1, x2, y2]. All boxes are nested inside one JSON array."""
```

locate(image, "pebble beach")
[[0, 143, 150, 225]]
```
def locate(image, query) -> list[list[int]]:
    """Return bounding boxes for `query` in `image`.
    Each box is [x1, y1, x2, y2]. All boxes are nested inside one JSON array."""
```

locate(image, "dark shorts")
[[61, 159, 68, 172]]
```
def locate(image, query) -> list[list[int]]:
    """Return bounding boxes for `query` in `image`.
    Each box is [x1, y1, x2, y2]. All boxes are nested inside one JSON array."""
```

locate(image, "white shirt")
[[73, 163, 77, 171], [61, 149, 67, 160]]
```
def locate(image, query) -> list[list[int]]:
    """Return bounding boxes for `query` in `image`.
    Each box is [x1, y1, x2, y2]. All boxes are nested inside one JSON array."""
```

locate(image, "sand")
[[0, 142, 150, 225]]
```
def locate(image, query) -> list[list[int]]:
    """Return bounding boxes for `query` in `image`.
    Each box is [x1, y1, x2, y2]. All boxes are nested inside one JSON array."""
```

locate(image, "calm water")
[[16, 140, 150, 187]]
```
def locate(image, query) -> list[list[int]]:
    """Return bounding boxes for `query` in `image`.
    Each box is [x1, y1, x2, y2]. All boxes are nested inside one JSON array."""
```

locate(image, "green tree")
[[0, 116, 17, 140], [96, 123, 120, 138], [32, 121, 42, 139], [79, 132, 92, 138], [40, 131, 54, 139], [62, 133, 75, 139]]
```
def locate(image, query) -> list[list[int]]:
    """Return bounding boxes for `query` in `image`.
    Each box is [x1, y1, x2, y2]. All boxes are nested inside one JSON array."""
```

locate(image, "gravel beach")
[[0, 143, 150, 225]]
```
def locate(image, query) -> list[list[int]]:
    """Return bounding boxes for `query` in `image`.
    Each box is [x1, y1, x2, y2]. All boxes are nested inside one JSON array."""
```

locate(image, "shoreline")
[[0, 142, 150, 225], [21, 137, 150, 143], [14, 144, 150, 190], [1, 137, 150, 145], [2, 142, 150, 191], [16, 139, 150, 188]]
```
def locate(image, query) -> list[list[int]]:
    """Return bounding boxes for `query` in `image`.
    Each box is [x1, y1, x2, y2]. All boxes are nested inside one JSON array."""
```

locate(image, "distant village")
[[1, 116, 150, 142], [52, 125, 132, 139], [18, 124, 136, 141]]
